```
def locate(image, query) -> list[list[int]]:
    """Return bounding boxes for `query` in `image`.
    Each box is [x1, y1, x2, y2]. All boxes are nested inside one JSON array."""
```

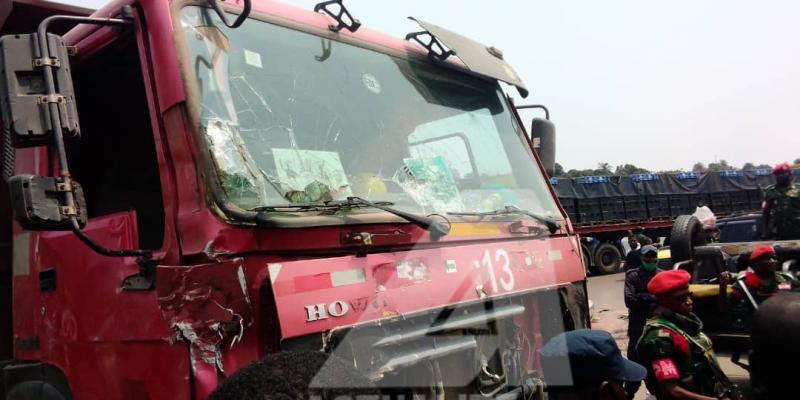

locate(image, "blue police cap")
[[539, 329, 647, 388]]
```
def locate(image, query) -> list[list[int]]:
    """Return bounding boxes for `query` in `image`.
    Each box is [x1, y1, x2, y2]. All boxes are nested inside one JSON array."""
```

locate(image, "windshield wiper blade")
[[252, 197, 450, 241], [250, 200, 394, 213], [448, 205, 561, 234]]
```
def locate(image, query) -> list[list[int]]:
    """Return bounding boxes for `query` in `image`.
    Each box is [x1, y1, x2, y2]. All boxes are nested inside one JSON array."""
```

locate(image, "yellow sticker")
[[449, 223, 502, 237], [244, 49, 262, 68]]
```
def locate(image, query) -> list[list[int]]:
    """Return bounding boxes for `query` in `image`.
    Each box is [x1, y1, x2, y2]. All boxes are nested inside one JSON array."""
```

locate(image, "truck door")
[[8, 15, 191, 400], [0, 0, 92, 368]]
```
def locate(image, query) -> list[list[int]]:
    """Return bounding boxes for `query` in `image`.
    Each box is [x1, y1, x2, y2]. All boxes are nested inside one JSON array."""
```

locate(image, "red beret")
[[750, 245, 775, 261], [773, 162, 792, 175], [647, 269, 691, 295]]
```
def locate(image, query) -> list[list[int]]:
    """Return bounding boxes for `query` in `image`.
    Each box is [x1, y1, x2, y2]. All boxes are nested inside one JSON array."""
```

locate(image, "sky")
[[54, 0, 800, 172]]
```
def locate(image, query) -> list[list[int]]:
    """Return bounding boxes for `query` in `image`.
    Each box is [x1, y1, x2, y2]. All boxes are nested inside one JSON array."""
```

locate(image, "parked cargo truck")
[[551, 170, 783, 274], [0, 0, 589, 398]]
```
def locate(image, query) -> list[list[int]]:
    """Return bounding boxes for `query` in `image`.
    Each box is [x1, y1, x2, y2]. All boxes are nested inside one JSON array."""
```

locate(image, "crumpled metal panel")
[[409, 17, 529, 97], [156, 259, 253, 373]]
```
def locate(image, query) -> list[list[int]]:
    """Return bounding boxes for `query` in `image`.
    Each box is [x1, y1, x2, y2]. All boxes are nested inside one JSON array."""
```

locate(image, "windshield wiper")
[[250, 200, 394, 213], [448, 205, 561, 234], [252, 197, 450, 241]]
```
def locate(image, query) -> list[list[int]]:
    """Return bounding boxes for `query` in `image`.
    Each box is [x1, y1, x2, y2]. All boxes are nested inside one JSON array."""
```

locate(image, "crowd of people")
[[209, 162, 800, 400]]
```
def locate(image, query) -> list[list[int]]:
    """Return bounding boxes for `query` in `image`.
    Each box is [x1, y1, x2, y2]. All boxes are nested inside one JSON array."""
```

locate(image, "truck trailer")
[[552, 170, 783, 274]]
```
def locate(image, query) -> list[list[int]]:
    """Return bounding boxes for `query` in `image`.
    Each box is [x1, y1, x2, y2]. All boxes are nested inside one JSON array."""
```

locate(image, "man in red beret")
[[636, 270, 737, 400], [719, 244, 799, 330], [762, 162, 800, 240]]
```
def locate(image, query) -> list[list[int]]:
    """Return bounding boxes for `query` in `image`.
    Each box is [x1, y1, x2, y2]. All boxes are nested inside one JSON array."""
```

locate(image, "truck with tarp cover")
[[551, 169, 787, 274], [0, 0, 588, 398]]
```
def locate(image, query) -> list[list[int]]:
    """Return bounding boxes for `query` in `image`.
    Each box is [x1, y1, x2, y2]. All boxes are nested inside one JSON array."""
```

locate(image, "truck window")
[[65, 33, 164, 250]]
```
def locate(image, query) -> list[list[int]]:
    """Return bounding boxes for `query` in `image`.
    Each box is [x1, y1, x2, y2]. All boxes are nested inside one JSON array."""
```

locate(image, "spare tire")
[[593, 243, 622, 274], [670, 215, 707, 263]]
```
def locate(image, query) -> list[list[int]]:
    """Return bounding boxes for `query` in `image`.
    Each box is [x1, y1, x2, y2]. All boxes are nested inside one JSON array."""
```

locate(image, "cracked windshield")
[[180, 6, 560, 221]]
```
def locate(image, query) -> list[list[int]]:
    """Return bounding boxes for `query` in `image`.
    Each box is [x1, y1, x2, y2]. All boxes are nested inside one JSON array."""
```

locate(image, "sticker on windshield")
[[272, 148, 353, 202], [244, 49, 263, 68], [396, 156, 464, 213], [362, 73, 381, 94]]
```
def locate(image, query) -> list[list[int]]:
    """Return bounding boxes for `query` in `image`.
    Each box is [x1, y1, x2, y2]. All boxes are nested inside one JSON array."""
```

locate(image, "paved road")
[[588, 272, 751, 399]]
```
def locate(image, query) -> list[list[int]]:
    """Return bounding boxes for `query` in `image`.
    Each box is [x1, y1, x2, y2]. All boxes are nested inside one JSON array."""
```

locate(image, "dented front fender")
[[156, 259, 253, 373]]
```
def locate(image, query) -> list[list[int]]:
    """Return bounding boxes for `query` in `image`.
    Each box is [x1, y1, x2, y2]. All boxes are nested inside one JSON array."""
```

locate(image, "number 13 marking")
[[481, 249, 515, 293]]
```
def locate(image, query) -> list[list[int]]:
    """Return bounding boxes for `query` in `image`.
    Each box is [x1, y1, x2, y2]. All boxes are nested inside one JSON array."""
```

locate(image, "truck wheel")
[[6, 381, 66, 400], [670, 215, 707, 263], [593, 243, 621, 274]]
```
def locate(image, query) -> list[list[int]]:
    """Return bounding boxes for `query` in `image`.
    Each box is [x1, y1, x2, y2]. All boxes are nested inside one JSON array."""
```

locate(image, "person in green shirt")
[[719, 244, 799, 331], [763, 162, 800, 240], [636, 270, 737, 400]]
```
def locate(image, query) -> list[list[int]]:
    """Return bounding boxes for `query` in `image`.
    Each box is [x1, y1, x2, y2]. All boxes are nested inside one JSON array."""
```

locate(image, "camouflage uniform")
[[763, 183, 800, 240], [636, 307, 721, 399], [729, 270, 799, 331]]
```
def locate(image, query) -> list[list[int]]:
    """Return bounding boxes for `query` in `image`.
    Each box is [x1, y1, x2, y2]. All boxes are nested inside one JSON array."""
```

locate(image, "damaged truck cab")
[[0, 0, 588, 398]]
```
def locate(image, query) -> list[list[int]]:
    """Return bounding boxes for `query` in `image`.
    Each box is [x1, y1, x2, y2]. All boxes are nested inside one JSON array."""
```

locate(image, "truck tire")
[[593, 243, 621, 274], [6, 381, 66, 400], [209, 350, 376, 400], [670, 215, 707, 263]]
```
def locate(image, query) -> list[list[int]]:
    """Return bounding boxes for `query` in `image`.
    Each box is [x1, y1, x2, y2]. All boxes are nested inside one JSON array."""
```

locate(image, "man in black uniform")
[[623, 244, 660, 399], [624, 234, 642, 271]]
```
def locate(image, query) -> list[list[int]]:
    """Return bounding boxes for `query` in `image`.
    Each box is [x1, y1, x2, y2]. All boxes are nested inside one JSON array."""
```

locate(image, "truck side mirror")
[[0, 32, 86, 231], [8, 175, 87, 230], [0, 33, 80, 147], [530, 118, 556, 177], [0, 11, 151, 261], [515, 104, 556, 177]]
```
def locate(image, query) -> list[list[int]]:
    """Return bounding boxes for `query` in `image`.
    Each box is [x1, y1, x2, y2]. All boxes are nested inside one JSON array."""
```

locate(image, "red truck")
[[0, 0, 588, 398]]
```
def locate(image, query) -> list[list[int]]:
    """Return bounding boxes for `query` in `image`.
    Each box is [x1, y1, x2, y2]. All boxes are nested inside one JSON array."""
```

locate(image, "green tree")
[[692, 162, 707, 172], [554, 162, 565, 177], [743, 162, 756, 170], [707, 159, 734, 172], [594, 162, 613, 176], [566, 169, 596, 178], [614, 163, 651, 176]]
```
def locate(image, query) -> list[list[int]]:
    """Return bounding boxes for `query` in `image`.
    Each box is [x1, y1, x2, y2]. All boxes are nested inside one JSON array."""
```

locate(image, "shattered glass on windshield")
[[181, 6, 561, 221]]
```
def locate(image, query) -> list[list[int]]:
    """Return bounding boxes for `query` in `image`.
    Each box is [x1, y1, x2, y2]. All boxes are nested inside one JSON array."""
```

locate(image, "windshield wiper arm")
[[448, 205, 561, 234], [252, 197, 450, 240], [346, 197, 450, 241]]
